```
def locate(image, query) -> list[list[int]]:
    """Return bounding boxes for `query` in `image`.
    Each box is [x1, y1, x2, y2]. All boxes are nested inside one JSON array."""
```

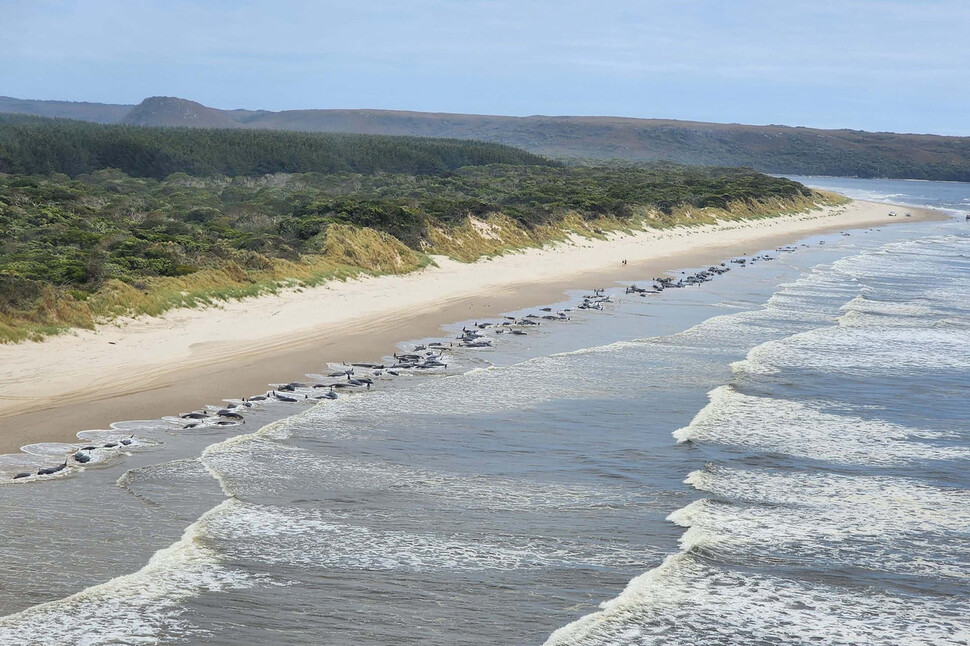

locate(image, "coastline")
[[0, 199, 946, 454]]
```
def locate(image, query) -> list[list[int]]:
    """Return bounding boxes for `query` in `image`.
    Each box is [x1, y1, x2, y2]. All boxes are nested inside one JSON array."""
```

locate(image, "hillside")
[[0, 115, 552, 179], [122, 96, 240, 128], [3, 96, 970, 180]]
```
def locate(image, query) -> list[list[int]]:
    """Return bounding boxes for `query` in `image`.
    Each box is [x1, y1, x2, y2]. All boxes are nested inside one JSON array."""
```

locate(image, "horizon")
[[3, 1, 969, 137], [5, 92, 970, 138]]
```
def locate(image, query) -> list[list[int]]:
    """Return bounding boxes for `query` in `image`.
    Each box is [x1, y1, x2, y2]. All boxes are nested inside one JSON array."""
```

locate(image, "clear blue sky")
[[2, 0, 968, 134]]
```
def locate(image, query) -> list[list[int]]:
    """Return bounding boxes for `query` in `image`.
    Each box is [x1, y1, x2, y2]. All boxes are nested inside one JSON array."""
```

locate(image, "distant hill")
[[3, 95, 970, 180], [122, 96, 240, 128], [0, 96, 132, 124]]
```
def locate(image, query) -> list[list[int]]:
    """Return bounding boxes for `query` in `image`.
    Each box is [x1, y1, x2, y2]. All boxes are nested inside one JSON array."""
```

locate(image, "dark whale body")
[[37, 462, 67, 476]]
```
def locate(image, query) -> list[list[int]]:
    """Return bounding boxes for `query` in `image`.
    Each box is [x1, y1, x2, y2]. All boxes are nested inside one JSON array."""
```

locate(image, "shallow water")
[[1, 178, 968, 645]]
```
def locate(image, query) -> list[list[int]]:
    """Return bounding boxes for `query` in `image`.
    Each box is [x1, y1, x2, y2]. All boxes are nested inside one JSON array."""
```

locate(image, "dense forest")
[[0, 118, 824, 342], [0, 115, 552, 179]]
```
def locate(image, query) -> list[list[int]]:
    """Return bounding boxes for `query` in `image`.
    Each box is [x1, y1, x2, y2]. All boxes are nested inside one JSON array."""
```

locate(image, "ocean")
[[0, 178, 967, 645]]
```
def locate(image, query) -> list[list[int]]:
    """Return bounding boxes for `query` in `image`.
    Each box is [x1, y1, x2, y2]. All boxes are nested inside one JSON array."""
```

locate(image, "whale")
[[37, 462, 67, 476]]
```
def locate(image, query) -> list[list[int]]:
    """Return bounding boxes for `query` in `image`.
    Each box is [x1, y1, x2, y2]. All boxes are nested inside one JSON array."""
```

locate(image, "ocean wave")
[[0, 500, 255, 646], [737, 324, 970, 378], [203, 499, 654, 573], [673, 468, 970, 581], [673, 385, 970, 464], [202, 430, 640, 512], [546, 226, 970, 645], [543, 552, 970, 646]]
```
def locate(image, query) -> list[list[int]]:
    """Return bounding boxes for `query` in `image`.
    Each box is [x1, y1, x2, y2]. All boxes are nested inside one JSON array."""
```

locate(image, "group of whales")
[[621, 244, 821, 296], [8, 299, 593, 482], [10, 345, 462, 481], [11, 242, 838, 482], [458, 307, 575, 346], [11, 436, 134, 480]]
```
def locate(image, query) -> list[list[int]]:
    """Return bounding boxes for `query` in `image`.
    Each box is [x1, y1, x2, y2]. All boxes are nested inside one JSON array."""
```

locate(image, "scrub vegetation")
[[0, 117, 832, 342]]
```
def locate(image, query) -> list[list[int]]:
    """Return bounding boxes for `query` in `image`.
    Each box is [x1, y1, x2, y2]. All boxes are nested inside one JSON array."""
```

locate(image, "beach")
[[1, 176, 967, 646], [0, 199, 943, 454]]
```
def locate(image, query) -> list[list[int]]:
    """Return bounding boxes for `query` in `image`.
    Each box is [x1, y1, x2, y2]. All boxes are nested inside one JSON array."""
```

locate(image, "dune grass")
[[0, 226, 430, 343], [0, 186, 832, 344]]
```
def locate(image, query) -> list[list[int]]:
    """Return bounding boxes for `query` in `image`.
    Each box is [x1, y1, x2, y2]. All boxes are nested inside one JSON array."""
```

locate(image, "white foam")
[[673, 385, 970, 464], [544, 553, 970, 646], [837, 294, 940, 328], [203, 431, 639, 511], [0, 500, 254, 646], [670, 482, 970, 581], [203, 500, 652, 572], [739, 323, 970, 377]]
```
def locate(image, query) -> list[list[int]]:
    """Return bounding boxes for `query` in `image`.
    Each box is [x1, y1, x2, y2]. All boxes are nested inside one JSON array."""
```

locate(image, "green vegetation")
[[0, 114, 553, 179], [0, 118, 827, 343]]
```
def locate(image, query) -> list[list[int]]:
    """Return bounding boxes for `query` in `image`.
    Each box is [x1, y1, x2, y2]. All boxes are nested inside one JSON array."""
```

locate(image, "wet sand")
[[0, 200, 945, 453]]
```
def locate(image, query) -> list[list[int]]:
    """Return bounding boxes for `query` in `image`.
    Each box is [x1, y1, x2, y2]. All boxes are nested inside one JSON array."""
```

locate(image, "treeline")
[[620, 126, 970, 182], [0, 115, 553, 179]]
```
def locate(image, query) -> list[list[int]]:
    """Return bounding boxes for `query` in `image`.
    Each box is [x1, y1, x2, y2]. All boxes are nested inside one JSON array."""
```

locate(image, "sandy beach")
[[0, 199, 945, 453]]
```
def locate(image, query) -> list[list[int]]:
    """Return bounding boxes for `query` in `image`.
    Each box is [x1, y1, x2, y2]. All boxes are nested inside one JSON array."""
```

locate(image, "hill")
[[122, 96, 240, 128], [0, 96, 133, 124], [3, 96, 970, 180], [0, 114, 553, 179]]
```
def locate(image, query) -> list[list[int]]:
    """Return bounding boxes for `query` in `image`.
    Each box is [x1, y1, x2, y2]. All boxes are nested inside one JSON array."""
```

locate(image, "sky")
[[2, 0, 969, 135]]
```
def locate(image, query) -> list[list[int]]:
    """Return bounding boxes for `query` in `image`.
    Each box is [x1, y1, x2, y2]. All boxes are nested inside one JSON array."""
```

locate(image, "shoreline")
[[0, 199, 946, 454]]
